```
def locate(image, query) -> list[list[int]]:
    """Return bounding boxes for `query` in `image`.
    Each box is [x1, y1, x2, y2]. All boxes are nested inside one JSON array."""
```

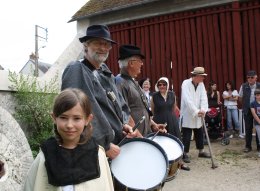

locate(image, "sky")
[[0, 0, 87, 72]]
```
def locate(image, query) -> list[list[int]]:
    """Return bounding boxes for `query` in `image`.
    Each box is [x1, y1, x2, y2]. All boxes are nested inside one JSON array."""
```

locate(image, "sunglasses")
[[158, 83, 167, 87], [247, 76, 255, 79]]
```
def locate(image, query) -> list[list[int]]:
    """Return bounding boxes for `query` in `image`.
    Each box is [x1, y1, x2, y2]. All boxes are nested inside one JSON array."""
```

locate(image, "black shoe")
[[183, 154, 191, 163], [198, 152, 211, 158], [180, 164, 190, 171], [243, 148, 252, 153]]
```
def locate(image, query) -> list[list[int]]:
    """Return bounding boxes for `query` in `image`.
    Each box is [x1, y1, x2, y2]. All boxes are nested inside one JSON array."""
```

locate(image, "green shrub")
[[8, 71, 59, 157]]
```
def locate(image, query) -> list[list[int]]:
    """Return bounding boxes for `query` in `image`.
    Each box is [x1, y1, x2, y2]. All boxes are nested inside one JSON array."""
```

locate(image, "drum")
[[110, 138, 169, 191], [147, 133, 184, 181]]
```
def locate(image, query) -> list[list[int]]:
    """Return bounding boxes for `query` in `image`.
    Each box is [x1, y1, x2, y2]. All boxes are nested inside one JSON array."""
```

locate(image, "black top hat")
[[247, 70, 257, 76], [118, 45, 145, 60], [79, 24, 116, 44]]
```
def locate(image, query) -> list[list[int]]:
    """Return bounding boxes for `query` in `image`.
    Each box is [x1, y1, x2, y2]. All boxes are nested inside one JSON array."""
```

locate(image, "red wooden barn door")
[[107, 0, 260, 100]]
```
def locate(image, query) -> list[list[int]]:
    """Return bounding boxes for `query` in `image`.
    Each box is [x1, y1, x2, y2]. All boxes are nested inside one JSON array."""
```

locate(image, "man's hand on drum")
[[151, 120, 167, 133], [123, 124, 143, 138], [106, 143, 120, 159]]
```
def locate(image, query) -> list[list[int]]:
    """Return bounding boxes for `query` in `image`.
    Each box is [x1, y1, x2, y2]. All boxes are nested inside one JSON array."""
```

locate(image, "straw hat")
[[191, 67, 207, 76]]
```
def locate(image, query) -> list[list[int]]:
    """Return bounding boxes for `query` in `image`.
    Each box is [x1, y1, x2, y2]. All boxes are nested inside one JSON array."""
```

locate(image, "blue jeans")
[[226, 108, 240, 131]]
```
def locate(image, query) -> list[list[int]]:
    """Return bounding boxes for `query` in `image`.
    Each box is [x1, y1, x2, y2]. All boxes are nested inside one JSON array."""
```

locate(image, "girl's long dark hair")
[[207, 81, 217, 95], [52, 88, 92, 145], [225, 81, 235, 91]]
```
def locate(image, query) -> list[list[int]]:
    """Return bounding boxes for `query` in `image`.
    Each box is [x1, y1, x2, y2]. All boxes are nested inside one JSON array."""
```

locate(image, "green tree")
[[8, 71, 59, 157]]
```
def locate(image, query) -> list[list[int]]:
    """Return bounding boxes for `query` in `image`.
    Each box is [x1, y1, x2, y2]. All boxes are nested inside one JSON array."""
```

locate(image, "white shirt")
[[223, 90, 239, 109], [62, 185, 74, 191]]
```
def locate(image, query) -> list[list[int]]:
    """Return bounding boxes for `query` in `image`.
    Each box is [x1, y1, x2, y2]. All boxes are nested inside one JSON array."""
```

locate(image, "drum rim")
[[110, 138, 169, 190], [146, 132, 184, 163]]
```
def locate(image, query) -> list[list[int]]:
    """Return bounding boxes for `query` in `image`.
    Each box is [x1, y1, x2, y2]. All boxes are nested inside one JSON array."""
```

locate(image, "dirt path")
[[162, 136, 260, 191]]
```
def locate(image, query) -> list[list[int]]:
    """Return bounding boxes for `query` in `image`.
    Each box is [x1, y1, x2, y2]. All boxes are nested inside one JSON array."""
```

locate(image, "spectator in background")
[[139, 78, 153, 111], [207, 81, 221, 108], [204, 81, 223, 144], [222, 81, 240, 138], [239, 70, 260, 153], [250, 89, 260, 158]]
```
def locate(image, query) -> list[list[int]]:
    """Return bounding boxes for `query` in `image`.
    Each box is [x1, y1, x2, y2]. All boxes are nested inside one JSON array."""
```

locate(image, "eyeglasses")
[[88, 40, 112, 49], [158, 83, 167, 87], [247, 76, 255, 79]]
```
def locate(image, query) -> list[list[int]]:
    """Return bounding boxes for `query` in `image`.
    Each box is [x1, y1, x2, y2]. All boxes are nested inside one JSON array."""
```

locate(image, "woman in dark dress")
[[151, 77, 189, 171], [151, 77, 180, 138]]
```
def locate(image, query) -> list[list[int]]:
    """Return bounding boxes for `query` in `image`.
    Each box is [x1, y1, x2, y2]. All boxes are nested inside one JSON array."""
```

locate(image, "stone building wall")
[[0, 91, 16, 116]]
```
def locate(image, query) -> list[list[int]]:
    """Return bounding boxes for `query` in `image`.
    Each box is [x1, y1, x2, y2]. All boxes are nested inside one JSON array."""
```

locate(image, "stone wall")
[[0, 106, 33, 190], [0, 91, 16, 116]]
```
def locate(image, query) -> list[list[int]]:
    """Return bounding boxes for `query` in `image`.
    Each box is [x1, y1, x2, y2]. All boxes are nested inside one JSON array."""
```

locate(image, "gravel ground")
[[162, 136, 260, 191]]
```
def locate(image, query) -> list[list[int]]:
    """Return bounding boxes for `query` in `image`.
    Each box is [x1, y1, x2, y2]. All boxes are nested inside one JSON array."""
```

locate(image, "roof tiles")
[[69, 0, 158, 22]]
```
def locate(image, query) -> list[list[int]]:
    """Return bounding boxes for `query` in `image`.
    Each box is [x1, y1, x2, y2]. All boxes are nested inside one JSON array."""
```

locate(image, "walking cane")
[[202, 117, 218, 169]]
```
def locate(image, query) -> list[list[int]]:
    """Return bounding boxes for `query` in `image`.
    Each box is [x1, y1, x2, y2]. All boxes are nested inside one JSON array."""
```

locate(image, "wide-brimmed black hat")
[[79, 24, 116, 44], [118, 45, 145, 60]]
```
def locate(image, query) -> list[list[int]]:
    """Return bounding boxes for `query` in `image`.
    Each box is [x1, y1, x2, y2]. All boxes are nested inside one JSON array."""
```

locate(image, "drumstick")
[[150, 130, 160, 140], [150, 123, 167, 140], [118, 116, 145, 146]]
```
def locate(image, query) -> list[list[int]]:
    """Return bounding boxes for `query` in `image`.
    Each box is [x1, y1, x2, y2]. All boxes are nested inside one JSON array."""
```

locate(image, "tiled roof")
[[69, 0, 159, 22]]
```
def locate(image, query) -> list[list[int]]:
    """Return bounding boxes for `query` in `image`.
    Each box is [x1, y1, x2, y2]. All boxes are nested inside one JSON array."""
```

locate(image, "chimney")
[[30, 53, 36, 60]]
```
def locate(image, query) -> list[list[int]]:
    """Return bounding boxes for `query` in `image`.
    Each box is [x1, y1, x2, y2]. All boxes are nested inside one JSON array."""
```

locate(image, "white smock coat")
[[180, 78, 208, 129]]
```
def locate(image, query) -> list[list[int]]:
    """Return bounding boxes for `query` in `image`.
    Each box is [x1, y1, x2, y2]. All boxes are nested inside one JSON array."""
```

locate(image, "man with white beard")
[[61, 25, 137, 160]]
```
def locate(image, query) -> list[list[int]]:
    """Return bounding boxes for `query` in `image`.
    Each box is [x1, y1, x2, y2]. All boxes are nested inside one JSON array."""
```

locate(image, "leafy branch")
[[8, 71, 59, 157]]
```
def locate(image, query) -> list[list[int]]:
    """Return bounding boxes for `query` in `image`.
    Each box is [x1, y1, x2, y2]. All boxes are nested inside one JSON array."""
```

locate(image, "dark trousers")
[[182, 127, 204, 153], [244, 112, 259, 149]]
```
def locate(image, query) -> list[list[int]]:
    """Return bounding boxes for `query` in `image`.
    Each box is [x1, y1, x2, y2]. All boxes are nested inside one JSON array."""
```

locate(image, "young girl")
[[24, 88, 114, 191], [250, 89, 260, 158]]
